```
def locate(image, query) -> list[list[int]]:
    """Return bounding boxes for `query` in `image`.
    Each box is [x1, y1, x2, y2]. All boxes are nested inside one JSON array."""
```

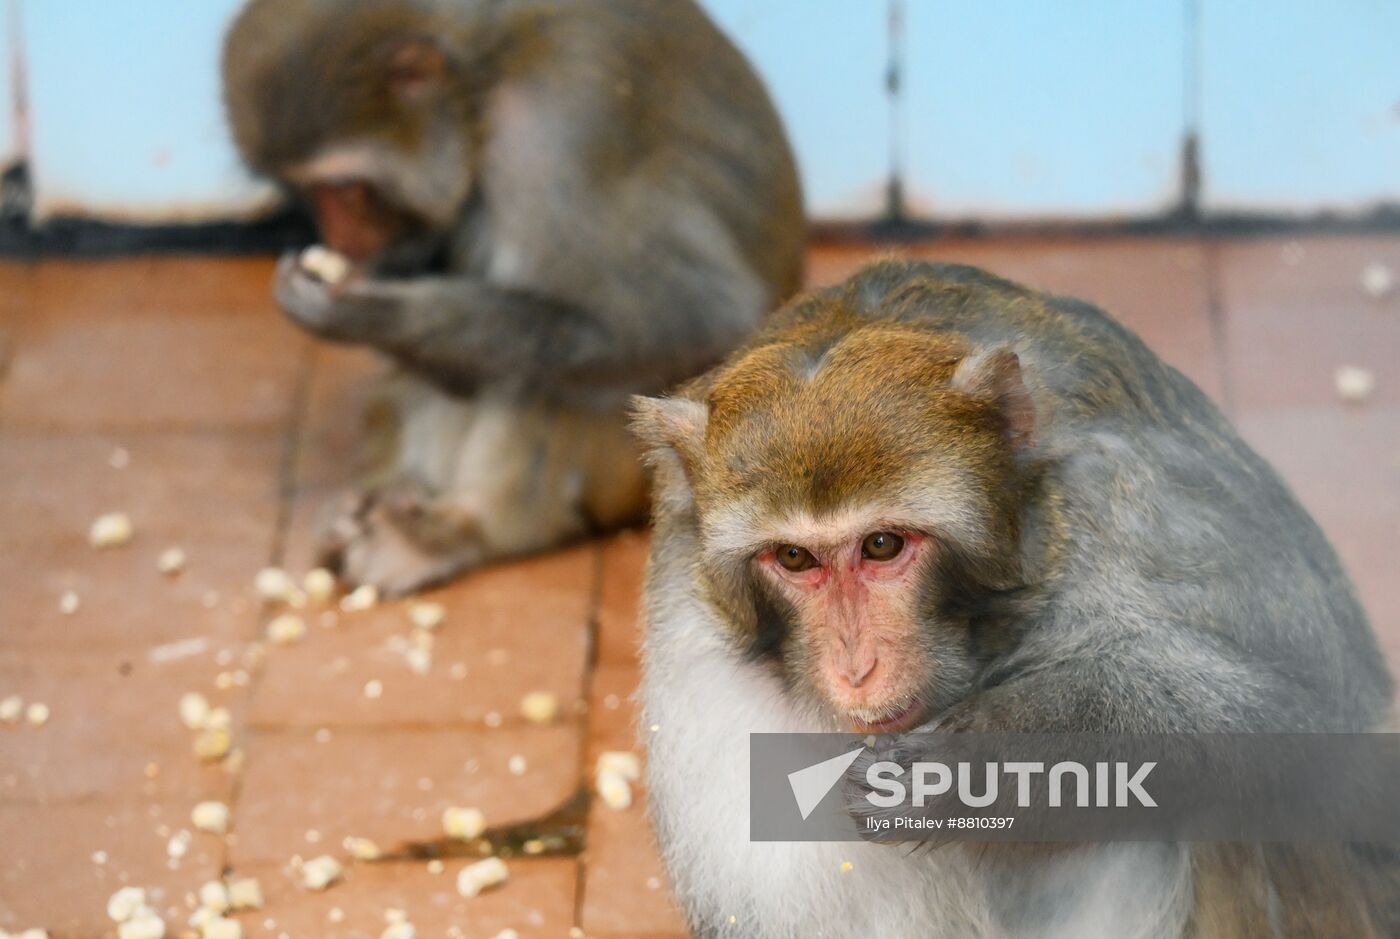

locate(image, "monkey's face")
[[638, 321, 1036, 732], [224, 4, 474, 272]]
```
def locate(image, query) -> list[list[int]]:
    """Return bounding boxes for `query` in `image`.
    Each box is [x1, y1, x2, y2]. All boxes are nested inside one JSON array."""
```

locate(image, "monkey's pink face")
[[755, 526, 936, 733]]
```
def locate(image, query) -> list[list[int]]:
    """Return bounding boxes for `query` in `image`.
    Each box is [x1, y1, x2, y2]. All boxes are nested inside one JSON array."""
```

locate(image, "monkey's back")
[[490, 0, 807, 301], [740, 259, 1393, 731]]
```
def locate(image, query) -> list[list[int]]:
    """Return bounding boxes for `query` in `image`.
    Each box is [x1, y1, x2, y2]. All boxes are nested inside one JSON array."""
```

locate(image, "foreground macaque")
[[634, 260, 1397, 937], [222, 0, 803, 593]]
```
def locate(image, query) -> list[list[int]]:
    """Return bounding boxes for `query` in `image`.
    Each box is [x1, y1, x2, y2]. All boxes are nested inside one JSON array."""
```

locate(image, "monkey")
[[631, 259, 1398, 937], [221, 0, 804, 594]]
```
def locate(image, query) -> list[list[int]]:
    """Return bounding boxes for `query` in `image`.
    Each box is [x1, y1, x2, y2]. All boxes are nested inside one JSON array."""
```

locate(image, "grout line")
[[571, 538, 608, 929], [1201, 239, 1234, 419], [218, 338, 317, 875]]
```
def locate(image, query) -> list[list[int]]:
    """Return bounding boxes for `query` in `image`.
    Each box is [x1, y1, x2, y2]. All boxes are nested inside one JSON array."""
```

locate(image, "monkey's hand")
[[843, 736, 927, 844], [274, 251, 399, 344]]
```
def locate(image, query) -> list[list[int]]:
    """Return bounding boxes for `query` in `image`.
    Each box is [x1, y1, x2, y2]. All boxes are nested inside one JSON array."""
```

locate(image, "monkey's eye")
[[775, 545, 818, 573], [861, 531, 905, 561]]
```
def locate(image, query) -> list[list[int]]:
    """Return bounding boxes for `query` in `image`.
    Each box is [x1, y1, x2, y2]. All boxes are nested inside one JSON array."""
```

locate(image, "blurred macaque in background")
[[222, 0, 804, 594]]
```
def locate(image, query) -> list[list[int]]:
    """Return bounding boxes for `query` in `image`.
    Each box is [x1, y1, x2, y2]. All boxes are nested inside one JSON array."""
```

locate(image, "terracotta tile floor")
[[0, 235, 1397, 938]]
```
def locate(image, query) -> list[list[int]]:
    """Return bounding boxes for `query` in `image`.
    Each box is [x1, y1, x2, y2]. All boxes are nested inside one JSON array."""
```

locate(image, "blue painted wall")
[[1200, 0, 1400, 214], [0, 0, 1395, 223]]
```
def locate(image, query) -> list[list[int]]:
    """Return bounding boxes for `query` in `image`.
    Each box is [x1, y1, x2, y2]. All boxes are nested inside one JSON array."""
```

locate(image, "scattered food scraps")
[[301, 855, 343, 891], [1361, 262, 1395, 299], [442, 806, 486, 840], [300, 246, 352, 285], [408, 601, 446, 631], [457, 857, 508, 897], [1335, 365, 1376, 404], [191, 801, 230, 834], [303, 568, 337, 604], [89, 512, 134, 549], [344, 836, 382, 861], [520, 691, 558, 724], [227, 878, 264, 911], [266, 613, 308, 645], [341, 584, 379, 612], [157, 547, 187, 575]]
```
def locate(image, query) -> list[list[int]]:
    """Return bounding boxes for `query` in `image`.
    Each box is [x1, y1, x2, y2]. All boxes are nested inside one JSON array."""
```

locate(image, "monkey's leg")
[[322, 383, 647, 596]]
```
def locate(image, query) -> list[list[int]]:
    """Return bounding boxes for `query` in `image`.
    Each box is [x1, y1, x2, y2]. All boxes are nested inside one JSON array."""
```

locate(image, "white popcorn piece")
[[200, 917, 242, 939], [301, 854, 343, 891], [408, 601, 446, 631], [1361, 262, 1395, 299], [117, 911, 165, 939], [191, 801, 230, 834], [519, 691, 558, 724], [595, 768, 633, 810], [344, 836, 381, 861], [167, 829, 192, 860], [569, 928, 586, 939], [189, 904, 220, 932], [364, 679, 384, 699], [157, 547, 187, 575], [24, 703, 49, 727], [328, 908, 346, 924], [203, 707, 232, 731], [405, 646, 432, 675], [226, 878, 263, 911], [254, 567, 298, 604], [16, 930, 50, 939], [59, 590, 80, 615], [303, 568, 337, 604], [442, 806, 486, 840], [0, 695, 22, 724], [198, 880, 230, 914], [89, 512, 134, 549], [341, 584, 379, 612], [1335, 365, 1376, 403], [381, 922, 416, 939], [456, 857, 508, 897], [265, 613, 308, 645], [492, 930, 519, 939], [427, 859, 445, 875], [507, 755, 527, 776], [108, 887, 148, 923], [300, 245, 352, 285], [194, 727, 232, 762], [596, 750, 641, 782]]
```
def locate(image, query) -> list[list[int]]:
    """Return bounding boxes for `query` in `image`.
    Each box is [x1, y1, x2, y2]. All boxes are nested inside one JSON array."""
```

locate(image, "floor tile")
[[1218, 236, 1400, 412], [0, 648, 245, 806], [224, 857, 577, 939], [248, 546, 594, 729], [229, 725, 580, 867], [3, 259, 307, 430], [0, 430, 283, 550], [0, 799, 225, 939]]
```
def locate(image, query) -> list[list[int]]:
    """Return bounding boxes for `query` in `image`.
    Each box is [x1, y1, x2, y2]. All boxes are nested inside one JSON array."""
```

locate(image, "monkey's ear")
[[629, 396, 709, 471], [951, 347, 1036, 447], [386, 38, 449, 99]]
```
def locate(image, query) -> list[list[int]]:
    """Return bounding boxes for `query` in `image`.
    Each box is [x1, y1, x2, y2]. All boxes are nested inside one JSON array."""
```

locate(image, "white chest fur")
[[639, 578, 1190, 939]]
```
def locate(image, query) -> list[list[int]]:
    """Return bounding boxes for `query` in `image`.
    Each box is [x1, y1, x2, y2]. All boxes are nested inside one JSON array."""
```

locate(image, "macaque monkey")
[[222, 0, 803, 593], [633, 260, 1397, 937]]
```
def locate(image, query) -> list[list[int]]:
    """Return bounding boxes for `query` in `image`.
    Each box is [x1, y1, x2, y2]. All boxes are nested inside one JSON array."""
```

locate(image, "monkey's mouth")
[[847, 700, 928, 735]]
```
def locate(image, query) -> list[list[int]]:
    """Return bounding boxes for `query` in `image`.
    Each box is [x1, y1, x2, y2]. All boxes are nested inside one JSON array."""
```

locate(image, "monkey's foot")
[[318, 486, 484, 597]]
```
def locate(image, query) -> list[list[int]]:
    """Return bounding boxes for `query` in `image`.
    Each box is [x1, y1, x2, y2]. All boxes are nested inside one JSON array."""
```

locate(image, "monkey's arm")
[[275, 254, 746, 396], [938, 631, 1304, 734]]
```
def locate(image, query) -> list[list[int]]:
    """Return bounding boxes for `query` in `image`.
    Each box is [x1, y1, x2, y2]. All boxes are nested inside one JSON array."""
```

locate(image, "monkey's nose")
[[840, 653, 877, 688]]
